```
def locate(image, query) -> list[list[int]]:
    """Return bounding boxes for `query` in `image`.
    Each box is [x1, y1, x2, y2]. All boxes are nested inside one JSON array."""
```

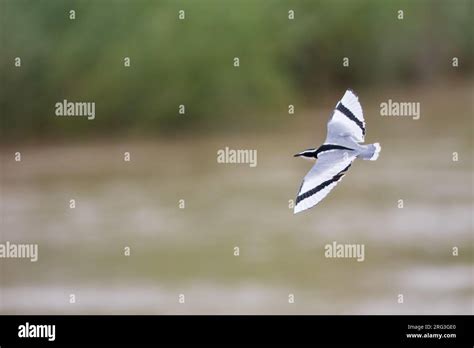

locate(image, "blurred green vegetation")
[[1, 0, 472, 139]]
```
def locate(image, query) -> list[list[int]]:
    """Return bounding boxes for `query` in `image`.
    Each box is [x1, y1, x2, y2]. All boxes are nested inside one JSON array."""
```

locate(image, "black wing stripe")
[[316, 144, 355, 156], [336, 102, 365, 135], [295, 163, 352, 205]]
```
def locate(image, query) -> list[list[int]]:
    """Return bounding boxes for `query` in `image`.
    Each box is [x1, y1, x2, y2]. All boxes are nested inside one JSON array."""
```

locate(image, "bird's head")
[[294, 148, 318, 161]]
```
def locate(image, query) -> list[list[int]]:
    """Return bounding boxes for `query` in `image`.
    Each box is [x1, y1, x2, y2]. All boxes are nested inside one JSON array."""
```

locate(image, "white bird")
[[293, 89, 381, 214]]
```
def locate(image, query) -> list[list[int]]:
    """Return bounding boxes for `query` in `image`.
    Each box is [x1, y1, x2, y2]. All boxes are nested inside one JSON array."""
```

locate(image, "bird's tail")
[[360, 142, 381, 161]]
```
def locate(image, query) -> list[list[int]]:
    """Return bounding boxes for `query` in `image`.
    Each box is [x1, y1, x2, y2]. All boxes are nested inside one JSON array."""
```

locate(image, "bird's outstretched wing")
[[325, 89, 366, 143], [294, 150, 356, 214]]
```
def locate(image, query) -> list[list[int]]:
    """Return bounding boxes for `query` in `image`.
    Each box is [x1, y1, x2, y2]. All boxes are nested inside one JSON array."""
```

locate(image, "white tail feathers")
[[370, 142, 381, 161]]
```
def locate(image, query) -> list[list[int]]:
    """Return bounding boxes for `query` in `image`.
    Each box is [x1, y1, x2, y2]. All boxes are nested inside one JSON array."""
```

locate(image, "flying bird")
[[293, 90, 381, 214]]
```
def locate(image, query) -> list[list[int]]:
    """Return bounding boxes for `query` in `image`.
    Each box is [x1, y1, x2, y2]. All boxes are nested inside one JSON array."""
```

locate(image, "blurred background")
[[0, 0, 472, 314]]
